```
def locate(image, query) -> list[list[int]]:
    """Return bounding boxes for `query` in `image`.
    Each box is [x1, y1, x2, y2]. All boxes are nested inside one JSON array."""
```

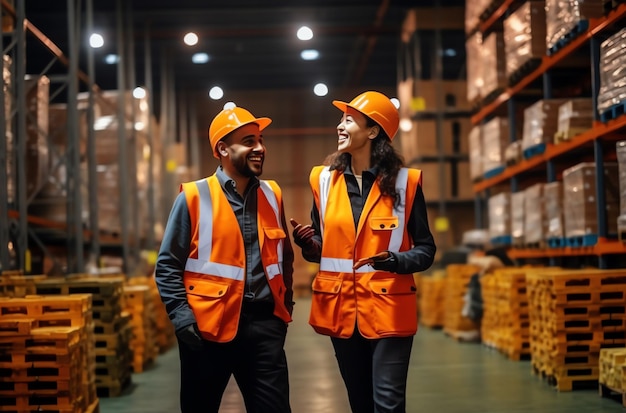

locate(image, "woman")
[[290, 90, 436, 413]]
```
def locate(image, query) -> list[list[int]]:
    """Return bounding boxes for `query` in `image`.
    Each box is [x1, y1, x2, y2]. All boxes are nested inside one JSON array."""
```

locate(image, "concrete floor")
[[100, 297, 624, 412]]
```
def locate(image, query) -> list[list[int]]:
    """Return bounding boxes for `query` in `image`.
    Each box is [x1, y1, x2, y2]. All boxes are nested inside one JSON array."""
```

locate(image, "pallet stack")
[[33, 276, 133, 398], [127, 275, 175, 353], [0, 294, 99, 412], [443, 264, 481, 341], [0, 271, 39, 297], [527, 268, 626, 391], [418, 270, 446, 329], [599, 347, 626, 406], [123, 285, 158, 373], [480, 267, 530, 360]]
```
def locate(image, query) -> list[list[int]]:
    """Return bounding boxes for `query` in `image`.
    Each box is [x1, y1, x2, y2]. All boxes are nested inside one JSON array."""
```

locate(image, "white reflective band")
[[389, 168, 409, 251], [259, 180, 284, 260], [185, 258, 245, 281], [259, 181, 280, 223], [318, 166, 331, 235], [320, 257, 372, 273], [265, 263, 282, 280], [195, 180, 214, 260]]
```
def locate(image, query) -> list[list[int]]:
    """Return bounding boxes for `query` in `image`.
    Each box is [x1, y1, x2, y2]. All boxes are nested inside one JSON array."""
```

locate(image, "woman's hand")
[[289, 219, 316, 248], [353, 251, 397, 272]]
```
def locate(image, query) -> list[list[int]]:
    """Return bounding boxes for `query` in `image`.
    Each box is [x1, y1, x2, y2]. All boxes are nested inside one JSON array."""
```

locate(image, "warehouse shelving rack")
[[0, 0, 162, 275], [469, 2, 626, 268]]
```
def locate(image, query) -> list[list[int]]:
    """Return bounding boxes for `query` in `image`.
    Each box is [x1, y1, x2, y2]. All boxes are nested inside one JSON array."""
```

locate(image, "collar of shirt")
[[215, 166, 259, 197]]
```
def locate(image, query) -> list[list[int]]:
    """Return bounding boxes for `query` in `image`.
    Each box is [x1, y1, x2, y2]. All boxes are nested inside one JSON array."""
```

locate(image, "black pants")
[[331, 332, 413, 413], [178, 303, 291, 413]]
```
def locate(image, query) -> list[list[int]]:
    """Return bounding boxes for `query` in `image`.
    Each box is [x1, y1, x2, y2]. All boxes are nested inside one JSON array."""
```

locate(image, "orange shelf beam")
[[508, 239, 626, 259], [471, 4, 626, 125], [478, 0, 515, 33], [473, 114, 626, 192], [7, 210, 124, 246]]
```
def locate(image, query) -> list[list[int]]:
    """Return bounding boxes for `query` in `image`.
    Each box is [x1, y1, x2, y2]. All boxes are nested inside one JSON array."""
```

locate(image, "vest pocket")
[[309, 275, 343, 335], [264, 227, 286, 239], [368, 216, 399, 231], [368, 278, 417, 335], [185, 278, 229, 337]]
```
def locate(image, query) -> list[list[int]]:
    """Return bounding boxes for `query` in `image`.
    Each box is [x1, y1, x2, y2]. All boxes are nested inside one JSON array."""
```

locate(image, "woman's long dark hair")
[[327, 116, 404, 208]]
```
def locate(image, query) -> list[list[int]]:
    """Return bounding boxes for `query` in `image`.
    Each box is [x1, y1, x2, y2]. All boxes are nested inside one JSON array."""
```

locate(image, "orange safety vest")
[[181, 175, 291, 343], [308, 165, 421, 339]]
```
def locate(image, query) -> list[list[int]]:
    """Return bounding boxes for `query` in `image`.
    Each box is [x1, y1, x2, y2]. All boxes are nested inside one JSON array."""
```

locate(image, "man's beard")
[[234, 156, 262, 177]]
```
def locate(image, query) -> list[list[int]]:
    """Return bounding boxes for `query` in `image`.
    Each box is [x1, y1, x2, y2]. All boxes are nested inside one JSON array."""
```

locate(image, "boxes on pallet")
[[481, 32, 507, 97], [546, 0, 605, 52], [555, 99, 594, 143], [522, 98, 570, 152], [468, 125, 483, 181], [524, 183, 545, 245], [511, 191, 526, 247], [488, 192, 512, 243], [562, 162, 620, 239], [503, 1, 547, 80], [465, 33, 483, 104], [598, 28, 626, 117], [482, 117, 510, 177], [543, 181, 565, 244]]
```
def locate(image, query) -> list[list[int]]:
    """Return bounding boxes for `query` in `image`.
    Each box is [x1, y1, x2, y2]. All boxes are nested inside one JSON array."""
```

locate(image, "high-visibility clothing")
[[181, 175, 291, 343], [308, 165, 421, 339]]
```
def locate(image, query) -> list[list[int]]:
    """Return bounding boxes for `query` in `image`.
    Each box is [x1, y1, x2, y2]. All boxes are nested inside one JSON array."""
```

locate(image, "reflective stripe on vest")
[[259, 181, 283, 280], [184, 179, 282, 281], [318, 167, 410, 272], [318, 167, 332, 236]]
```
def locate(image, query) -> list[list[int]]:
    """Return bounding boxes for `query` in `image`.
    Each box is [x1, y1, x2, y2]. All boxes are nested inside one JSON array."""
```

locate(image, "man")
[[155, 105, 294, 413]]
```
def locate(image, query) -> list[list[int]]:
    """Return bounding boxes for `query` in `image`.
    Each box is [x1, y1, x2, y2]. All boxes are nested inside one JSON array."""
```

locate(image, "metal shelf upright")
[[1, 0, 160, 275]]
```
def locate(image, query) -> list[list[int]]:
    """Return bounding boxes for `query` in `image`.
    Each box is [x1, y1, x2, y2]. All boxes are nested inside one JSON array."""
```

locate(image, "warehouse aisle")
[[100, 297, 622, 413]]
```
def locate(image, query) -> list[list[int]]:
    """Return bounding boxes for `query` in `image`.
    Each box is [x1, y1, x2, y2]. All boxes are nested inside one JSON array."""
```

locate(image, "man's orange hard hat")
[[208, 106, 272, 158]]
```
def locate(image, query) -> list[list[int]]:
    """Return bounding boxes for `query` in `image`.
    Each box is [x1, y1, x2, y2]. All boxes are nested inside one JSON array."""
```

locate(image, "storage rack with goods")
[[397, 2, 476, 252], [0, 0, 165, 276], [466, 0, 626, 269]]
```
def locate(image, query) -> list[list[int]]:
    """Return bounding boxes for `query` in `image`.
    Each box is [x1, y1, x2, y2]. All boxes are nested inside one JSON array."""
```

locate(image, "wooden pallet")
[[0, 295, 92, 329], [553, 128, 589, 144]]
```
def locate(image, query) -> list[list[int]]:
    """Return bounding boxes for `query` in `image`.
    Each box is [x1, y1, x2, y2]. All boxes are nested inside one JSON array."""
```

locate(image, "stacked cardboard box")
[[598, 28, 626, 114], [546, 0, 605, 52], [488, 192, 512, 242], [522, 98, 570, 151], [503, 1, 547, 80], [543, 181, 565, 244], [555, 99, 594, 143], [562, 162, 620, 239], [482, 117, 510, 176], [524, 183, 545, 245], [482, 32, 507, 97]]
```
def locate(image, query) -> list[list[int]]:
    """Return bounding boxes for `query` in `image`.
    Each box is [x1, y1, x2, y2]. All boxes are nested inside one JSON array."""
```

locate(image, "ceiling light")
[[300, 49, 319, 61], [209, 86, 224, 100], [192, 53, 210, 64], [89, 33, 104, 48], [443, 48, 456, 57], [184, 32, 199, 46], [104, 54, 119, 64], [223, 101, 236, 110], [297, 26, 313, 41], [313, 83, 328, 97], [133, 87, 146, 99], [390, 98, 400, 109]]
